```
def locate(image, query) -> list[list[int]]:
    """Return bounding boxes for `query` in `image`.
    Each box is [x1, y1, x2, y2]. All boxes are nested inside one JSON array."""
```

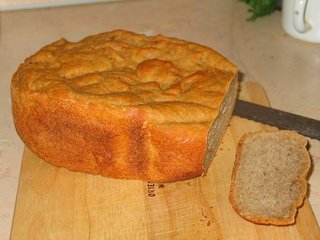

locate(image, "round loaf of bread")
[[11, 29, 238, 182]]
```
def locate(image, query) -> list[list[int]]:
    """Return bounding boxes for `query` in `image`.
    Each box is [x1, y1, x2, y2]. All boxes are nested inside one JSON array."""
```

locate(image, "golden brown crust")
[[229, 130, 311, 225], [11, 29, 237, 182]]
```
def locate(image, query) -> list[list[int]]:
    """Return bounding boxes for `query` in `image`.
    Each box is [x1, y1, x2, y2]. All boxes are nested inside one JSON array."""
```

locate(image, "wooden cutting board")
[[11, 82, 320, 240]]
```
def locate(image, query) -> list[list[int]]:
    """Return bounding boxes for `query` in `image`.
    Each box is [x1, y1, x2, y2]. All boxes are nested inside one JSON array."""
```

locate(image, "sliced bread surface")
[[229, 130, 311, 225]]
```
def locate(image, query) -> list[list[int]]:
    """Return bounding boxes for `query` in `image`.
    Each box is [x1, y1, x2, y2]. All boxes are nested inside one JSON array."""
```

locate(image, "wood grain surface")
[[11, 82, 320, 239]]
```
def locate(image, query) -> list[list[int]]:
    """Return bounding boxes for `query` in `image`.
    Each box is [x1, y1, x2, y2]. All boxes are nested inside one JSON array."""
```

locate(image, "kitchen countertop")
[[0, 0, 319, 239]]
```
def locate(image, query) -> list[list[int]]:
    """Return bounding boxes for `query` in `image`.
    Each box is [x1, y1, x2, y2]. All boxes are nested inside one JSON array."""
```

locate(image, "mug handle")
[[293, 0, 311, 32]]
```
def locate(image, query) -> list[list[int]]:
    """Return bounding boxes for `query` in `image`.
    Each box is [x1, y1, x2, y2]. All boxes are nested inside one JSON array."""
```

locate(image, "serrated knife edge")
[[233, 99, 320, 140]]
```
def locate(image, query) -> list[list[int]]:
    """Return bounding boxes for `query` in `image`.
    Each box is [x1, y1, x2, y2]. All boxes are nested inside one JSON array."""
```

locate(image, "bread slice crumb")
[[229, 130, 311, 225]]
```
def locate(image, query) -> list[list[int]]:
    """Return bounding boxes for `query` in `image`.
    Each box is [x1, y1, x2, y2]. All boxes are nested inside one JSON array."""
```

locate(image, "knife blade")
[[233, 99, 320, 140]]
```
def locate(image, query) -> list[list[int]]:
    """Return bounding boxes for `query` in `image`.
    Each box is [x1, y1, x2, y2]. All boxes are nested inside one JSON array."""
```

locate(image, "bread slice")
[[11, 29, 238, 182], [229, 130, 311, 225]]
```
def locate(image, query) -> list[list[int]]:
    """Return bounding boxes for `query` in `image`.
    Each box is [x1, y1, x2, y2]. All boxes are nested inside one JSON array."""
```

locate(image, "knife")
[[233, 100, 320, 140]]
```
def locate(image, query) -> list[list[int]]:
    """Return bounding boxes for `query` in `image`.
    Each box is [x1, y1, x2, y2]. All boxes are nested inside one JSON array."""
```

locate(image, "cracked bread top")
[[12, 29, 237, 124]]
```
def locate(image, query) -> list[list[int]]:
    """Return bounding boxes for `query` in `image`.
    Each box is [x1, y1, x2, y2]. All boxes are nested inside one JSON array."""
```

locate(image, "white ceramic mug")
[[282, 0, 320, 43]]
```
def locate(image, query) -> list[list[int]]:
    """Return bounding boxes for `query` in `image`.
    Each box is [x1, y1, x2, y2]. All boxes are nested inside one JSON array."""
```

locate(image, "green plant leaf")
[[241, 0, 277, 21]]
